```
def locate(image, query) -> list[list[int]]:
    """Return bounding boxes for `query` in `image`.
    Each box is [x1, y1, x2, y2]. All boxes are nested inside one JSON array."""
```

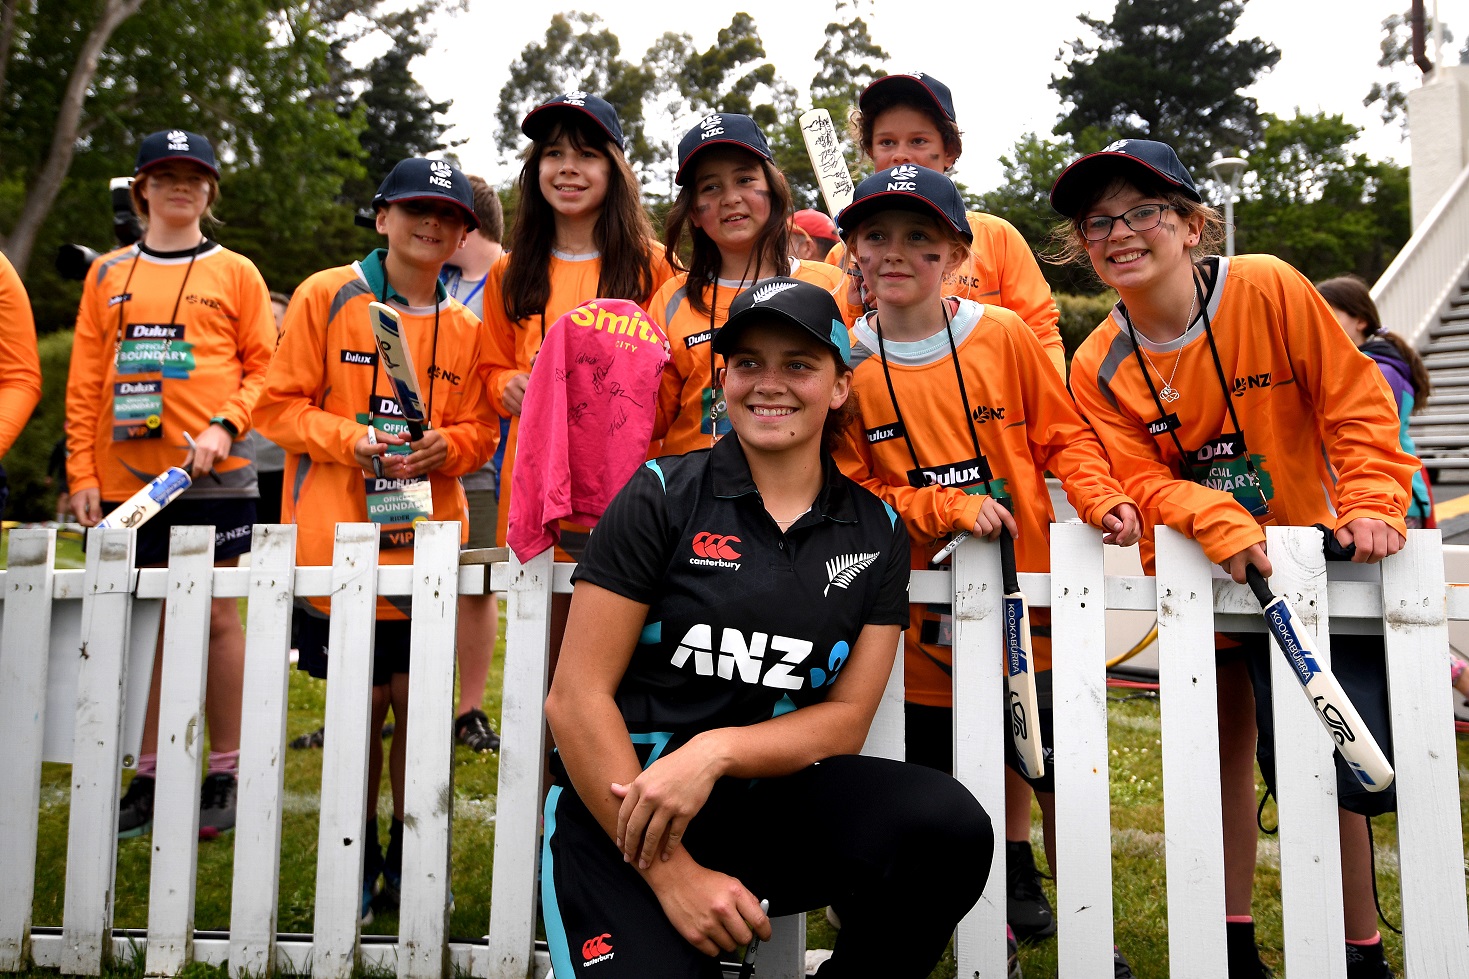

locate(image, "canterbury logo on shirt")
[[581, 933, 614, 965], [690, 532, 741, 568], [866, 421, 905, 444], [1232, 373, 1271, 396], [685, 329, 714, 349], [669, 624, 810, 689]]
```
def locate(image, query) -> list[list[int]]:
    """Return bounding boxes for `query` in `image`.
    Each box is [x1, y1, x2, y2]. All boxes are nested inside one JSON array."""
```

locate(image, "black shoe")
[[1006, 840, 1056, 941], [198, 772, 238, 839], [455, 708, 500, 753], [1113, 946, 1135, 978], [1346, 939, 1392, 979], [117, 775, 155, 839], [289, 725, 325, 749], [1227, 920, 1273, 979]]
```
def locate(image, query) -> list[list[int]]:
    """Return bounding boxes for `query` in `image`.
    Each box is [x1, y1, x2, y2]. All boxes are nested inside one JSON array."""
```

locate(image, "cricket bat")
[[798, 108, 855, 217], [1001, 529, 1045, 780], [368, 300, 428, 441], [1245, 565, 1394, 792], [96, 467, 192, 530]]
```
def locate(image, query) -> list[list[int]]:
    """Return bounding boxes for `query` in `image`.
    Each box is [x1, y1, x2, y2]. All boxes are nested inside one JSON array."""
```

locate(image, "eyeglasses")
[[1078, 203, 1174, 241]]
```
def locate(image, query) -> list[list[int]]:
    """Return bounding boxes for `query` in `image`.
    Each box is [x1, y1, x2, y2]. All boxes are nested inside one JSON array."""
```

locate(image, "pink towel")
[[508, 299, 670, 563]]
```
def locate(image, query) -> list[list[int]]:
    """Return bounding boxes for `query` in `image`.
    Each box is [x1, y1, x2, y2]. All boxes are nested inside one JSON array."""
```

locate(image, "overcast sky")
[[407, 1, 1469, 192]]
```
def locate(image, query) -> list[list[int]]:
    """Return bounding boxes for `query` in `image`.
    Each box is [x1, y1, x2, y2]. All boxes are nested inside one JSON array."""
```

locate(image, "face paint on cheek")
[[694, 203, 712, 215], [920, 253, 942, 264]]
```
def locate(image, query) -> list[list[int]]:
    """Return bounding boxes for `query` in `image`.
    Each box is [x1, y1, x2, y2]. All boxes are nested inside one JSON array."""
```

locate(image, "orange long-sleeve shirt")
[[254, 259, 497, 616], [828, 210, 1064, 377], [0, 252, 41, 459], [65, 241, 275, 501], [480, 240, 674, 546], [1069, 254, 1416, 569], [650, 258, 844, 456], [836, 299, 1132, 703]]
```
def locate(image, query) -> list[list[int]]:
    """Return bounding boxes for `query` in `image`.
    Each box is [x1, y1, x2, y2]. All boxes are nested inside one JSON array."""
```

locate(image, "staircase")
[[1412, 273, 1469, 476]]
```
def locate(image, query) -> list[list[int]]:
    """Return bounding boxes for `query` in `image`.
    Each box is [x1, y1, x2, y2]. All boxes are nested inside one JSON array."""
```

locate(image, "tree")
[[1232, 111, 1410, 284], [494, 12, 659, 171], [1051, 0, 1281, 173], [1365, 8, 1463, 133]]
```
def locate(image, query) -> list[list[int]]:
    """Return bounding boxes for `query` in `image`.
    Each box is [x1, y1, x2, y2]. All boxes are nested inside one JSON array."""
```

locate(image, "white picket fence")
[[0, 522, 1466, 979]]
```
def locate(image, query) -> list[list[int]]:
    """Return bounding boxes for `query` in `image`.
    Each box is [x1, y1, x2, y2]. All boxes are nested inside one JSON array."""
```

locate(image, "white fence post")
[[950, 535, 1007, 979], [0, 528, 57, 971], [60, 528, 138, 975], [145, 526, 218, 976], [1049, 523, 1116, 972], [1380, 530, 1469, 978], [484, 548, 553, 979], [311, 524, 381, 979], [229, 524, 298, 978], [1153, 527, 1228, 978], [398, 522, 461, 979], [1267, 525, 1346, 976]]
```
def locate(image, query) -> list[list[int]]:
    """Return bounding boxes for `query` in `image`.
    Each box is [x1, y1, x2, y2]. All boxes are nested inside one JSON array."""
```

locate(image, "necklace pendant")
[[1159, 385, 1181, 404]]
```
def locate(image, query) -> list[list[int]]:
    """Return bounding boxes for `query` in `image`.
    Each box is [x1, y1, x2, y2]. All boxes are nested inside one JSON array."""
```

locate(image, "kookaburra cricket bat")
[[368, 300, 427, 441], [1245, 565, 1394, 792], [1001, 529, 1045, 779], [96, 467, 192, 530]]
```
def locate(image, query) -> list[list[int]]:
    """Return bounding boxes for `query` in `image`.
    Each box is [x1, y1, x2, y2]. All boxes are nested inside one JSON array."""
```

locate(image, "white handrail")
[[1372, 162, 1469, 349]]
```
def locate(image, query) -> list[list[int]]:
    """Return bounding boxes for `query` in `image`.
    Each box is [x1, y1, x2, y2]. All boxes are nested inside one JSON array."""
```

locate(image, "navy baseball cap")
[[859, 72, 957, 123], [372, 158, 479, 232], [521, 92, 625, 151], [675, 113, 773, 185], [1049, 139, 1202, 218], [715, 278, 852, 367], [135, 130, 219, 178], [837, 165, 973, 243]]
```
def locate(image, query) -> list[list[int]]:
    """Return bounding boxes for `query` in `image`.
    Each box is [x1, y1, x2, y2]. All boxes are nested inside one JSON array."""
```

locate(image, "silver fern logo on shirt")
[[750, 281, 798, 303], [824, 552, 880, 596]]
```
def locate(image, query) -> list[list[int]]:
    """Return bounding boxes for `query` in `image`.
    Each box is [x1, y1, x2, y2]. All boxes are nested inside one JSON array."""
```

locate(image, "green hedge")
[[4, 330, 72, 522], [1056, 290, 1118, 364]]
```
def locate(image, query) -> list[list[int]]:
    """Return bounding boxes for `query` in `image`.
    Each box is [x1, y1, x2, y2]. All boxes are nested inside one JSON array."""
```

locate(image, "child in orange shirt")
[[1054, 139, 1418, 979], [835, 163, 1142, 972], [651, 112, 842, 456]]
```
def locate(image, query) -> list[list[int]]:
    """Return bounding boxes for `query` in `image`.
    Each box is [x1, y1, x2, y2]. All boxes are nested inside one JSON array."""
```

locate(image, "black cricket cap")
[[372, 158, 479, 232], [135, 130, 219, 178], [521, 91, 625, 151], [837, 165, 972, 243], [859, 72, 957, 123], [715, 278, 852, 367], [1049, 138, 1202, 218], [675, 112, 772, 185]]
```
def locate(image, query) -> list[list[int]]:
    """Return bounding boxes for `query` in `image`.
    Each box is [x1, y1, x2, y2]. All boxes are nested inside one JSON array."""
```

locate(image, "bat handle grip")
[[1244, 564, 1273, 607], [999, 528, 1019, 594]]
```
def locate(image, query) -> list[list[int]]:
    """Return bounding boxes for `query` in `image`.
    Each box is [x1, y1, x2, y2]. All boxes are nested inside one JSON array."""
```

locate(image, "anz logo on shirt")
[[668, 624, 849, 690]]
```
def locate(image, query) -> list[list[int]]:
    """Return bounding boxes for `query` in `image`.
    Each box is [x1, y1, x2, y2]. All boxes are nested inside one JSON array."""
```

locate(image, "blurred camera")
[[56, 176, 142, 281]]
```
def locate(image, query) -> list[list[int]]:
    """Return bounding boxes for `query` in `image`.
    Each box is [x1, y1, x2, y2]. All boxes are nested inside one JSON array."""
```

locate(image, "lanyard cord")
[[873, 298, 995, 484], [1122, 264, 1268, 510], [112, 237, 205, 368], [706, 251, 761, 391]]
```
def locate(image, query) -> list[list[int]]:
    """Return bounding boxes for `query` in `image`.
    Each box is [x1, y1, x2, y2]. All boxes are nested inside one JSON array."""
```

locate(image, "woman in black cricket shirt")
[[542, 279, 992, 977]]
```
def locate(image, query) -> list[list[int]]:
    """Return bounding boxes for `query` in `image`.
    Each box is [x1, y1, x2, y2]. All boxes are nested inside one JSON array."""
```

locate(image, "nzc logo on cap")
[[887, 164, 918, 191], [167, 130, 189, 151], [1104, 139, 1132, 153], [699, 112, 725, 140], [562, 90, 588, 106], [428, 160, 453, 190]]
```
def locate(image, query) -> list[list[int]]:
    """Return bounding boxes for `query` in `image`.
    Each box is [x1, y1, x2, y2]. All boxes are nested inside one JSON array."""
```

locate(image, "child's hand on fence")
[[1101, 502, 1142, 546], [645, 853, 770, 955], [1334, 517, 1405, 564], [971, 495, 1019, 541], [611, 738, 721, 869], [1221, 542, 1271, 584]]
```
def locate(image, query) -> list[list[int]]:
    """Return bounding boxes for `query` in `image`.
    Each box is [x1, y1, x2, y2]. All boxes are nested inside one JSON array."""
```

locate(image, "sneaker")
[[1226, 920, 1274, 979], [360, 880, 376, 926], [117, 775, 155, 839], [1006, 840, 1056, 941], [381, 865, 402, 910], [804, 948, 833, 976], [1007, 925, 1024, 979], [198, 772, 237, 839], [1114, 946, 1135, 978], [1345, 940, 1392, 979], [454, 708, 500, 753], [289, 726, 325, 749]]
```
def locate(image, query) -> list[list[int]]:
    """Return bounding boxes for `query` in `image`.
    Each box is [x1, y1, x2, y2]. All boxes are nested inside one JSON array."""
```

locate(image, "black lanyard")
[[872, 298, 999, 488], [112, 238, 204, 369], [705, 253, 762, 389], [1120, 263, 1269, 512]]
